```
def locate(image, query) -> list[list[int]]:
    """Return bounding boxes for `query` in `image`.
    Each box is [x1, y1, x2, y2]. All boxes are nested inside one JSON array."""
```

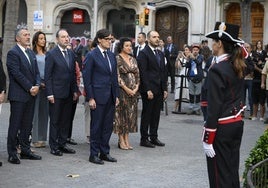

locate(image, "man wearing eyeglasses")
[[83, 29, 119, 165]]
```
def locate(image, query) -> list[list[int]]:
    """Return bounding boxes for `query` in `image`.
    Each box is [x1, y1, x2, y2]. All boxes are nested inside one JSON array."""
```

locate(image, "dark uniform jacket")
[[205, 56, 245, 130]]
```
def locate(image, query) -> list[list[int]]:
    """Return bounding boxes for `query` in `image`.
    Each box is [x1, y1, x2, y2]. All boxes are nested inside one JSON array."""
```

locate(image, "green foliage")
[[243, 130, 268, 187]]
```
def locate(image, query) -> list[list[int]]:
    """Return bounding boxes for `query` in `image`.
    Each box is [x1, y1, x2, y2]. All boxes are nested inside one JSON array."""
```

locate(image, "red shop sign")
[[73, 10, 84, 23]]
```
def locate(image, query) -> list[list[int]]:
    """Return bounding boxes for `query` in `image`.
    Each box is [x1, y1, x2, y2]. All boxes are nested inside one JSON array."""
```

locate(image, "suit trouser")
[[7, 98, 35, 156], [90, 96, 115, 157], [170, 58, 176, 91], [140, 92, 162, 141], [68, 99, 78, 139], [49, 96, 72, 150], [206, 121, 244, 188]]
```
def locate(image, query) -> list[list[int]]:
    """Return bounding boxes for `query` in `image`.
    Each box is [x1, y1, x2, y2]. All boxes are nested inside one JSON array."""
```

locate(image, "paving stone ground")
[[0, 93, 265, 188]]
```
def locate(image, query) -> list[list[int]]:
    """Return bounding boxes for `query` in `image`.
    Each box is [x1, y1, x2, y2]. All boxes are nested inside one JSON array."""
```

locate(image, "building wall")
[[1, 0, 268, 46]]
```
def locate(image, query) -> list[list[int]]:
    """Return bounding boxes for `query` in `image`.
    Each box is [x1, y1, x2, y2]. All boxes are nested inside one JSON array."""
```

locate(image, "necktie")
[[103, 51, 112, 72], [154, 50, 161, 66], [25, 49, 32, 65], [62, 50, 69, 67], [25, 49, 35, 72]]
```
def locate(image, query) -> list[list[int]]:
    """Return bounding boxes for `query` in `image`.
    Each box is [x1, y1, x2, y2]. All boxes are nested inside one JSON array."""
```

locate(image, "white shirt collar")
[[139, 43, 146, 49], [148, 44, 157, 53], [97, 45, 108, 57], [17, 43, 28, 52], [216, 54, 229, 63]]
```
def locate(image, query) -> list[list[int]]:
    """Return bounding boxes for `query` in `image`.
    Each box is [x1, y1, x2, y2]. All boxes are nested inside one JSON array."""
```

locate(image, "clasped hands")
[[30, 86, 39, 96]]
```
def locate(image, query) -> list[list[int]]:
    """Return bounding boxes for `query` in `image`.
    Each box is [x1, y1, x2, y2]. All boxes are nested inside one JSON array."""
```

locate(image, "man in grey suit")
[[45, 29, 79, 156], [6, 27, 41, 164]]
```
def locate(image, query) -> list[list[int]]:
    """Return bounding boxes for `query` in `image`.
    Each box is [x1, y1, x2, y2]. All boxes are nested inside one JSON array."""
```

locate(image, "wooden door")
[[226, 2, 264, 46], [156, 6, 188, 51]]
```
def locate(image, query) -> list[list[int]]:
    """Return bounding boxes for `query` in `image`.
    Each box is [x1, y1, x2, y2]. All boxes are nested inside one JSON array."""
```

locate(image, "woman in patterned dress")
[[113, 37, 140, 150]]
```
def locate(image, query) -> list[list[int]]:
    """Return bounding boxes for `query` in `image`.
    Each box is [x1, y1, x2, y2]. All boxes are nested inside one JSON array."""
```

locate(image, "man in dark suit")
[[133, 32, 146, 58], [83, 29, 119, 165], [166, 36, 178, 93], [0, 40, 6, 166], [45, 29, 78, 156], [137, 30, 168, 148], [6, 27, 41, 164], [73, 38, 83, 70]]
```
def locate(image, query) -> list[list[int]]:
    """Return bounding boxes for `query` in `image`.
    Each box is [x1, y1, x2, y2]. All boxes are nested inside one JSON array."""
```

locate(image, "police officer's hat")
[[205, 22, 244, 44]]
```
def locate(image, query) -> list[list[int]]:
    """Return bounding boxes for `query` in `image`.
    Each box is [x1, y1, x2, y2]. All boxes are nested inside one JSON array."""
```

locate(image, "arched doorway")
[[226, 2, 264, 46], [60, 9, 91, 46], [156, 6, 188, 51], [107, 8, 136, 39]]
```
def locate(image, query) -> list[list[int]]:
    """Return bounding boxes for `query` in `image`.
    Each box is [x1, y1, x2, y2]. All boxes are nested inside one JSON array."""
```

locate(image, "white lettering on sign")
[[73, 14, 82, 19]]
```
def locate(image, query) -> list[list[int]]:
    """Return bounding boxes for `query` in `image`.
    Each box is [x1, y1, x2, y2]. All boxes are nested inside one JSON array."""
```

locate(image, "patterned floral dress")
[[113, 55, 140, 134]]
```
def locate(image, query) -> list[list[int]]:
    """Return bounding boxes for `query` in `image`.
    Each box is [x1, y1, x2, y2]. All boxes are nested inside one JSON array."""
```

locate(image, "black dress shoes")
[[150, 138, 165, 146], [99, 154, 117, 162], [20, 152, 42, 160], [59, 145, 76, 154], [67, 138, 77, 145], [50, 149, 63, 156], [89, 156, 104, 165], [140, 139, 155, 148], [8, 155, 20, 164]]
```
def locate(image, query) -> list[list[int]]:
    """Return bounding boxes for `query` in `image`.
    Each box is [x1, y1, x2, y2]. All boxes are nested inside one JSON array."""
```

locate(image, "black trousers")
[[68, 99, 78, 139], [206, 121, 244, 188], [49, 96, 72, 150], [170, 59, 176, 92], [7, 98, 35, 156], [140, 92, 163, 141]]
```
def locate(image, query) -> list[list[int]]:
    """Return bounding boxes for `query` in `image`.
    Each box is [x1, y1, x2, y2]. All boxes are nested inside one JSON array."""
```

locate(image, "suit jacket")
[[165, 43, 178, 60], [45, 46, 78, 98], [83, 46, 119, 104], [74, 44, 83, 63], [133, 46, 139, 58], [133, 44, 145, 58], [0, 59, 6, 92], [137, 45, 168, 95], [6, 45, 40, 102]]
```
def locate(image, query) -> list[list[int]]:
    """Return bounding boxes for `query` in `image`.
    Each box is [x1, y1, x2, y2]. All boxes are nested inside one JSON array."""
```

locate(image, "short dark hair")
[[117, 37, 132, 53], [56, 28, 67, 38], [96, 29, 111, 40], [201, 39, 208, 44], [138, 32, 146, 39]]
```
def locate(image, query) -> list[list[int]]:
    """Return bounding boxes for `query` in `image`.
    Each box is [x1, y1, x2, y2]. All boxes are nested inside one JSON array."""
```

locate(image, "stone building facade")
[[0, 0, 268, 49]]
